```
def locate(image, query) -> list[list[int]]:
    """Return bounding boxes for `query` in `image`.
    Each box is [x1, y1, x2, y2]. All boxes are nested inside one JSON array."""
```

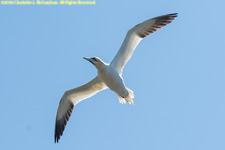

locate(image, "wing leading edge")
[[111, 13, 178, 74], [54, 76, 107, 143]]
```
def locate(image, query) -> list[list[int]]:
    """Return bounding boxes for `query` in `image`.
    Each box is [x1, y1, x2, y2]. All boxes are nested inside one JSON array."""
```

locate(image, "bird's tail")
[[125, 88, 134, 105], [118, 88, 134, 105]]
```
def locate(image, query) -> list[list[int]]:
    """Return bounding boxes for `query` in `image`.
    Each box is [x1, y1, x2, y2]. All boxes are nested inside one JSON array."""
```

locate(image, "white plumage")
[[54, 13, 178, 143]]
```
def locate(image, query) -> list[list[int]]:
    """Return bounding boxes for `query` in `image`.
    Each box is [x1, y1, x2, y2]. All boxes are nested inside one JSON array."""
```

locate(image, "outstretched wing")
[[110, 13, 178, 74], [54, 76, 107, 143]]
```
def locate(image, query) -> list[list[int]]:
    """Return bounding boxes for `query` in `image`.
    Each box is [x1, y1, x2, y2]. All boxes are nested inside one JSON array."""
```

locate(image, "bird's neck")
[[95, 61, 108, 72]]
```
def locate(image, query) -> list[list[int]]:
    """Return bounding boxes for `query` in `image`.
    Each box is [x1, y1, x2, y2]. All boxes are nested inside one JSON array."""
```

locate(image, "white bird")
[[54, 13, 178, 143]]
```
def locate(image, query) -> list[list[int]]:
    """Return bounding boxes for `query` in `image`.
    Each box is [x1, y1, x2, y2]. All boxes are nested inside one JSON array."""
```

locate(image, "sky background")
[[1, 0, 225, 149]]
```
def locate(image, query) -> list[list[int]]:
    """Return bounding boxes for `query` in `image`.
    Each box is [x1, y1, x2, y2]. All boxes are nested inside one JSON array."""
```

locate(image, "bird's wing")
[[110, 13, 178, 74], [54, 76, 107, 143]]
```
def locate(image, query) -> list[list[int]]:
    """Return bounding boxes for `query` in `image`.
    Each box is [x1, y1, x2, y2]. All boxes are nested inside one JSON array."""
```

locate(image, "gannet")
[[54, 13, 178, 143]]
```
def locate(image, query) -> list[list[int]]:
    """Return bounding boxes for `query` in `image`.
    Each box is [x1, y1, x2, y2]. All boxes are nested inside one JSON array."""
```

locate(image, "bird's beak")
[[83, 57, 94, 64], [83, 57, 91, 61]]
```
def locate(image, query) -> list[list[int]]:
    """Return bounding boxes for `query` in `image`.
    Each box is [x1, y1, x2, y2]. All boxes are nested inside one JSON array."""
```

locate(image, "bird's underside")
[[54, 13, 178, 143]]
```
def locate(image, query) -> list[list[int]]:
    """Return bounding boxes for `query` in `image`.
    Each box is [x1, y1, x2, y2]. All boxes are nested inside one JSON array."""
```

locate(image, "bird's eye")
[[92, 58, 97, 61]]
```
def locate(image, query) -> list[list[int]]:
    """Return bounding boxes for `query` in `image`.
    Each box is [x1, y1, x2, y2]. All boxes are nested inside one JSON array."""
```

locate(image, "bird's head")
[[83, 57, 105, 69]]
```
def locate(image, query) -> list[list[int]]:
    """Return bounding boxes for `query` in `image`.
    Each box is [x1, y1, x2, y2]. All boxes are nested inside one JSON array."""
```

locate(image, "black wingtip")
[[54, 102, 74, 143], [137, 13, 178, 38], [160, 13, 178, 19], [168, 13, 178, 18]]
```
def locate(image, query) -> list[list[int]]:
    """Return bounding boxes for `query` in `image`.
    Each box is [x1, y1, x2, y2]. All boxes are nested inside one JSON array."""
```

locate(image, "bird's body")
[[54, 13, 178, 143], [98, 63, 129, 100]]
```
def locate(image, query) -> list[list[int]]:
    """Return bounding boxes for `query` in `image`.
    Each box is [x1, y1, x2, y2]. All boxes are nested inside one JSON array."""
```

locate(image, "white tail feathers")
[[126, 88, 134, 99], [118, 88, 134, 105], [118, 96, 126, 104]]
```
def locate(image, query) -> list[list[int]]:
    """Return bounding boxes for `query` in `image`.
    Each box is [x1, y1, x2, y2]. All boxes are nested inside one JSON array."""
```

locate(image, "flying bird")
[[54, 13, 178, 143]]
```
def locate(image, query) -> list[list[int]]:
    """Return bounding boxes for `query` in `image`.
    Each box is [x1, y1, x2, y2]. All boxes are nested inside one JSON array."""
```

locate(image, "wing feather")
[[54, 76, 107, 143], [110, 13, 178, 73]]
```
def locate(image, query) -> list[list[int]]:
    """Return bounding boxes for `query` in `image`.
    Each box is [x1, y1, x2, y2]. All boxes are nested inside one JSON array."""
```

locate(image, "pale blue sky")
[[1, 0, 225, 149]]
